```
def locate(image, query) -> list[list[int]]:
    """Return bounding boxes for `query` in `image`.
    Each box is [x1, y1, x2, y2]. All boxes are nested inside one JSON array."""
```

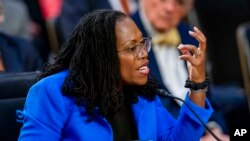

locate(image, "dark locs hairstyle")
[[38, 9, 159, 119]]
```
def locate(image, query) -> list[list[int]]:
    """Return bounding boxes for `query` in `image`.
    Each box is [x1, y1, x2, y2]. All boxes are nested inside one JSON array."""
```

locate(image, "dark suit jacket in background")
[[0, 32, 42, 72]]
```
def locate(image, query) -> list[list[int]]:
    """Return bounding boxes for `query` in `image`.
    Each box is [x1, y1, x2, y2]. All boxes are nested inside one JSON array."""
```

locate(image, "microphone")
[[157, 89, 222, 141]]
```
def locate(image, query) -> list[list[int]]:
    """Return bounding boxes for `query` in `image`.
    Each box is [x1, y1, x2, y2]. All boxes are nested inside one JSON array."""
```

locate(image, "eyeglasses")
[[117, 37, 152, 59]]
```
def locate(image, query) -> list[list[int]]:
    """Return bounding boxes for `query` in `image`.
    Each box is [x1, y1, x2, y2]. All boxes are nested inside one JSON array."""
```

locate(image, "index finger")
[[189, 28, 207, 52]]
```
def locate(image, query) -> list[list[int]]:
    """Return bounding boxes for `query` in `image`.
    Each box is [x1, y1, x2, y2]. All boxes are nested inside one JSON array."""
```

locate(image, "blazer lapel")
[[132, 96, 157, 141]]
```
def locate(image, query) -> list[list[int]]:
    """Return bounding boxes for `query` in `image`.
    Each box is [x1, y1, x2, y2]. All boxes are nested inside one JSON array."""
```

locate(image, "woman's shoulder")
[[24, 70, 75, 117], [26, 70, 72, 106], [36, 70, 69, 87]]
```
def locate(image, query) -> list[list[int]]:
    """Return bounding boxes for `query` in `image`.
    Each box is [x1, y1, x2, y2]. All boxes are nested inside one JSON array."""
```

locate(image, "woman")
[[18, 10, 213, 141]]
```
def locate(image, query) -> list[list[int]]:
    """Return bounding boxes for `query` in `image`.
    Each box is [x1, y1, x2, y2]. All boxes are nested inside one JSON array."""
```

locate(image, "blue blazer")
[[18, 70, 213, 141]]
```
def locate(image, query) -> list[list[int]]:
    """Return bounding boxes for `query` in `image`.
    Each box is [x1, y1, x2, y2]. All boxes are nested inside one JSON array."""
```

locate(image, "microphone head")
[[157, 89, 180, 100], [157, 89, 171, 97], [157, 89, 171, 94], [157, 89, 164, 94]]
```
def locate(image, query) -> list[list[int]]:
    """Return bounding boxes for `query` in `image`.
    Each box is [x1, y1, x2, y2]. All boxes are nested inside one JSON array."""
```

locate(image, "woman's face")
[[116, 17, 150, 85]]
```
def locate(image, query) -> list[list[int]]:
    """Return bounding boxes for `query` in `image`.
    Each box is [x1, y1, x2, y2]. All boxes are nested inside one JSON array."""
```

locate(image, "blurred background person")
[[0, 0, 42, 72], [0, 0, 31, 39], [22, 0, 52, 64]]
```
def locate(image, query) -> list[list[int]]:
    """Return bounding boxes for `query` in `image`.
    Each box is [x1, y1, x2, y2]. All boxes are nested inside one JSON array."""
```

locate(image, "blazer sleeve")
[[156, 94, 213, 141]]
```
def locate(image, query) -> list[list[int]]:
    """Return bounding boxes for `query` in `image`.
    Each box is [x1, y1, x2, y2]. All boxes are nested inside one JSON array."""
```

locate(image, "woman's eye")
[[130, 46, 137, 52]]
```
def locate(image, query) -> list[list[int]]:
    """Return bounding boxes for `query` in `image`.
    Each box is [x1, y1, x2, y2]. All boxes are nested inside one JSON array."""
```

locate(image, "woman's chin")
[[134, 78, 148, 85]]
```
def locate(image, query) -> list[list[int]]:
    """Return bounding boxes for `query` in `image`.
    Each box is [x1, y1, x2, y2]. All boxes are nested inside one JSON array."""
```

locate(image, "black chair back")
[[0, 71, 40, 141]]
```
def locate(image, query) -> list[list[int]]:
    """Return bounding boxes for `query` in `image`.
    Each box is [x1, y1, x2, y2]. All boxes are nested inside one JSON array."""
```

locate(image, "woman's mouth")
[[138, 66, 150, 75]]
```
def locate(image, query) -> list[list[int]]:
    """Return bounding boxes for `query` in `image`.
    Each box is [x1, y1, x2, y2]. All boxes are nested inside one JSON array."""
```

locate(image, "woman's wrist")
[[190, 87, 208, 94], [185, 77, 209, 91]]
